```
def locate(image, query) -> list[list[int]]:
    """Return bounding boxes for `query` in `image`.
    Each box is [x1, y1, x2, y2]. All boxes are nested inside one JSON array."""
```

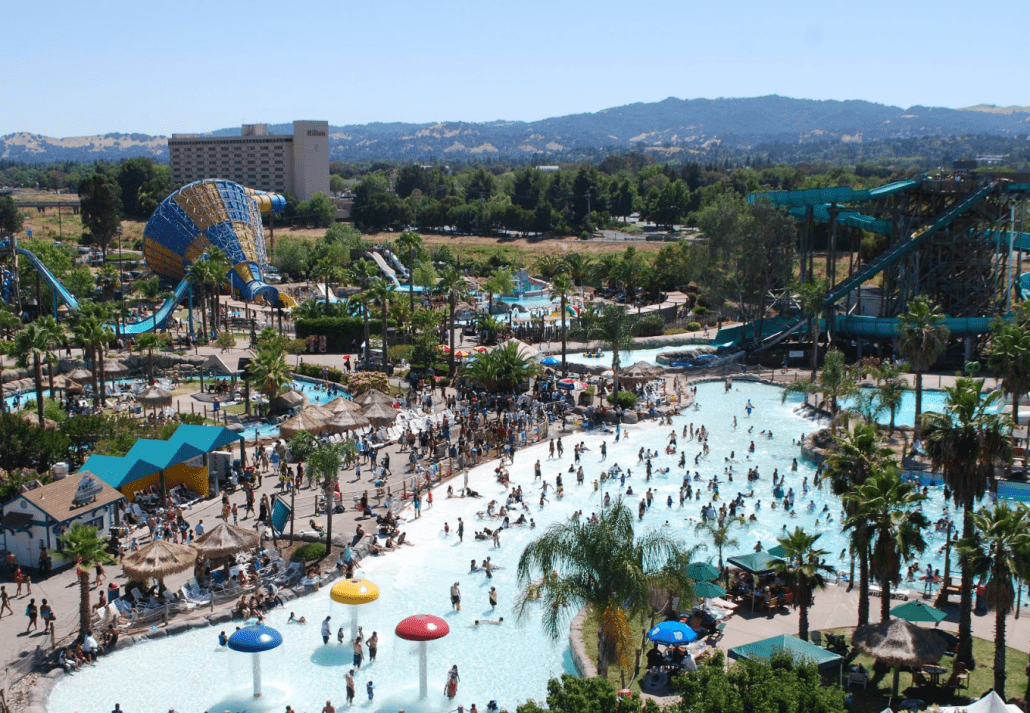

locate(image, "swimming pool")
[[46, 381, 969, 713], [559, 345, 702, 369], [842, 387, 1005, 429]]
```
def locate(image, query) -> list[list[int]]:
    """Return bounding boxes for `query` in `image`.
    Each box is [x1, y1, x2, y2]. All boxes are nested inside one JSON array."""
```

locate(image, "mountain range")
[[3, 96, 1029, 164]]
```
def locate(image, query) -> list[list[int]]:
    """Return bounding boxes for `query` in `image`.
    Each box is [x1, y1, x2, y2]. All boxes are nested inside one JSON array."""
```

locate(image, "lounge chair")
[[847, 671, 868, 689]]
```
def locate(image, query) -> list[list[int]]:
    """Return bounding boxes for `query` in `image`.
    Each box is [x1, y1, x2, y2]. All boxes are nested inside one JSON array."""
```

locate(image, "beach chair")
[[847, 671, 868, 689], [810, 630, 823, 647]]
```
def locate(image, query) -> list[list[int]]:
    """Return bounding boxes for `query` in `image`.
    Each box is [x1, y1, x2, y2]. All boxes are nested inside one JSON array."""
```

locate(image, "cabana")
[[727, 550, 780, 611], [728, 634, 843, 679]]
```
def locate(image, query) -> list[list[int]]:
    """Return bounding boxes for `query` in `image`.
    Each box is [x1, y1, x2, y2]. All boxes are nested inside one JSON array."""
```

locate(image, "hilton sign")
[[307, 130, 327, 137]]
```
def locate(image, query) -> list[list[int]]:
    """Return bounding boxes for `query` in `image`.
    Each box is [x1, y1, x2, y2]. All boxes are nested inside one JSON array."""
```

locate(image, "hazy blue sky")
[[6, 0, 1027, 137]]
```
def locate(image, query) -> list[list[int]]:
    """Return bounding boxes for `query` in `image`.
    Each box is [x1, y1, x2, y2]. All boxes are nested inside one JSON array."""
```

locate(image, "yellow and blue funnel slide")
[[142, 179, 285, 303]]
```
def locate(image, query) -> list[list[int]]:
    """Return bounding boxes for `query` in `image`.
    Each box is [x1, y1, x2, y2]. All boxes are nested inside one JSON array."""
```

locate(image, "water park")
[[3, 171, 1030, 713]]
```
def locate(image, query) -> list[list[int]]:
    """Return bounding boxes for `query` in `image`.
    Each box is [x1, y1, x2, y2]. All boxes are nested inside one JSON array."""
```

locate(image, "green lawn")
[[823, 627, 1028, 713]]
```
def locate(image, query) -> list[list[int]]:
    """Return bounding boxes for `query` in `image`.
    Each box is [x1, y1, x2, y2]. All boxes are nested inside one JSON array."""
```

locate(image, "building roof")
[[17, 473, 125, 524]]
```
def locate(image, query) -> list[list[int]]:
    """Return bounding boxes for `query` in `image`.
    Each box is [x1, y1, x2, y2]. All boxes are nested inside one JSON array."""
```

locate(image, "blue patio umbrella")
[[228, 623, 284, 698], [647, 620, 698, 646], [541, 356, 561, 366]]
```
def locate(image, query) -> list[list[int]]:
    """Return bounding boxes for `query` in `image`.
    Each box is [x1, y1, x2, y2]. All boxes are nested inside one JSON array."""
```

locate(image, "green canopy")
[[767, 544, 789, 558], [727, 551, 778, 575], [694, 581, 727, 599], [890, 600, 947, 624], [728, 634, 844, 671], [683, 562, 720, 581]]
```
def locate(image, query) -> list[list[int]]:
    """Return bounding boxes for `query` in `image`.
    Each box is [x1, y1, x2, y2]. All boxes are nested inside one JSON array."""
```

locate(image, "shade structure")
[[438, 344, 451, 353], [455, 350, 471, 358], [325, 410, 371, 434], [728, 634, 843, 671], [853, 618, 947, 698], [300, 403, 334, 421], [136, 385, 173, 408], [891, 600, 947, 624], [396, 614, 450, 700], [621, 361, 664, 386], [50, 374, 71, 390], [473, 346, 488, 353], [600, 369, 614, 379], [324, 397, 362, 414], [192, 522, 259, 559], [228, 623, 283, 699], [647, 620, 698, 645], [20, 411, 59, 429], [939, 691, 1023, 713], [332, 578, 381, 639], [693, 581, 727, 600], [557, 379, 587, 390], [67, 367, 93, 382], [269, 389, 308, 414], [684, 562, 720, 581], [361, 401, 398, 426], [767, 544, 789, 558], [101, 359, 129, 376], [355, 389, 394, 406], [120, 539, 196, 581], [540, 356, 561, 366], [727, 551, 778, 575], [65, 379, 83, 395], [279, 409, 328, 438]]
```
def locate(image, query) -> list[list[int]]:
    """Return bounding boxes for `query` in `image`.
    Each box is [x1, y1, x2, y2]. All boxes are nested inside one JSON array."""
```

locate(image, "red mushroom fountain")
[[395, 614, 450, 699]]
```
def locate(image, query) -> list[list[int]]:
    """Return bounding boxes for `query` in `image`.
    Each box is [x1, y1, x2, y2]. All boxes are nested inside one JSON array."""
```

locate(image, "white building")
[[169, 120, 330, 200], [1, 473, 125, 569]]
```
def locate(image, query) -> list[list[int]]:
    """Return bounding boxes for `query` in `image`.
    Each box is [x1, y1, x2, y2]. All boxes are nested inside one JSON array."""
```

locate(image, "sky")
[[6, 0, 1028, 137]]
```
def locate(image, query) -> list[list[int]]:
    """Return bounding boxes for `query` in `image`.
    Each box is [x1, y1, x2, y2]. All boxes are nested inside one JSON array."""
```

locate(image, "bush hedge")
[[686, 321, 702, 332], [292, 542, 326, 561], [607, 391, 638, 409]]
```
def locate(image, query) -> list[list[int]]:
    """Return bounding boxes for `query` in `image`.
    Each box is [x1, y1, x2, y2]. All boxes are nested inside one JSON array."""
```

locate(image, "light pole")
[[116, 225, 123, 273]]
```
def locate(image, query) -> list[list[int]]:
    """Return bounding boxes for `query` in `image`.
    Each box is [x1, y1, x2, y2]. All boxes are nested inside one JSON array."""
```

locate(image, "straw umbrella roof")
[[279, 409, 327, 438], [361, 401, 398, 426], [300, 403, 334, 421], [67, 368, 93, 381], [20, 411, 59, 429], [269, 389, 308, 414], [121, 539, 197, 582], [325, 410, 371, 434], [65, 380, 83, 395], [325, 397, 363, 414], [852, 618, 946, 667], [621, 361, 664, 385], [355, 389, 394, 406], [136, 385, 173, 407], [50, 374, 71, 389], [102, 359, 129, 376], [192, 522, 259, 559]]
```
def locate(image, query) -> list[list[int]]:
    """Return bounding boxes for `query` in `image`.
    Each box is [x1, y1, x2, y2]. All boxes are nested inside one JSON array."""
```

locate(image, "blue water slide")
[[15, 247, 80, 311], [750, 179, 924, 208], [118, 278, 191, 335]]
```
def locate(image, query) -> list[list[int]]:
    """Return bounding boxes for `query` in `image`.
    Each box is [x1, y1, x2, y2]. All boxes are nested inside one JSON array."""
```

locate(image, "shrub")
[[437, 376, 451, 388], [686, 321, 702, 332], [347, 371, 389, 396], [389, 344, 413, 363], [632, 313, 665, 337], [292, 542, 326, 560], [607, 390, 638, 409], [295, 316, 395, 353], [295, 363, 345, 384]]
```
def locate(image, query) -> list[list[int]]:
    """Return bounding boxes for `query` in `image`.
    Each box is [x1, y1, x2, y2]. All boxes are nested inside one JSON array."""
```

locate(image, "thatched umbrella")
[[136, 385, 173, 409], [50, 374, 71, 390], [355, 389, 394, 407], [325, 410, 371, 434], [279, 409, 327, 438], [325, 397, 363, 414], [269, 389, 308, 414], [853, 618, 946, 698], [192, 522, 260, 560], [121, 540, 197, 583], [65, 380, 83, 395], [300, 403, 334, 421], [20, 411, 59, 429], [361, 401, 398, 427], [102, 359, 129, 377], [621, 361, 664, 387], [67, 368, 93, 382]]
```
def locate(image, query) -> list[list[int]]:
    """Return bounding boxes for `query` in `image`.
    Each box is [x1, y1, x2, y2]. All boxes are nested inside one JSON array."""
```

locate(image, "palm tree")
[[694, 517, 744, 585], [313, 256, 343, 309], [873, 360, 909, 435], [396, 230, 423, 314], [770, 527, 834, 641], [923, 371, 1012, 668], [434, 266, 471, 376], [823, 421, 895, 627], [203, 248, 231, 336], [986, 315, 1030, 431], [897, 295, 950, 441], [186, 259, 210, 341], [844, 467, 928, 621], [37, 316, 63, 402], [71, 307, 110, 407], [583, 304, 635, 397], [368, 278, 394, 374], [59, 522, 114, 636], [957, 503, 1030, 698], [308, 441, 344, 560], [782, 349, 857, 432], [249, 344, 291, 416], [14, 323, 50, 424], [515, 499, 683, 678], [562, 252, 593, 288], [136, 332, 169, 384], [549, 274, 576, 377], [794, 277, 830, 380], [347, 259, 380, 366], [461, 340, 539, 402], [0, 340, 10, 414], [482, 267, 515, 316], [533, 254, 565, 280]]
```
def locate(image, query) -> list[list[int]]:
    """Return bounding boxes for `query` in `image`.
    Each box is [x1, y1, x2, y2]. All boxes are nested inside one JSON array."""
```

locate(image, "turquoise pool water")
[[46, 381, 973, 713], [559, 345, 701, 369]]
